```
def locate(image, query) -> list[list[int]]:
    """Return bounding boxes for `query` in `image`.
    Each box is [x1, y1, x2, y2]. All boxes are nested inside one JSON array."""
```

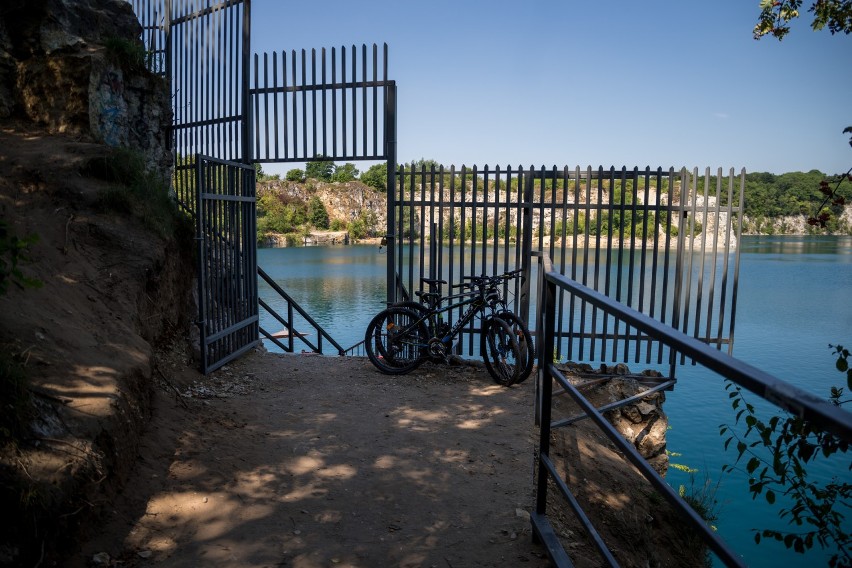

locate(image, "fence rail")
[[257, 266, 346, 355], [533, 251, 852, 567]]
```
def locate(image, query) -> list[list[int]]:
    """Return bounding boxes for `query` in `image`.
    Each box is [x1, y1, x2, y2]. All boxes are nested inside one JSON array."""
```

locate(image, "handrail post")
[[535, 272, 557, 517]]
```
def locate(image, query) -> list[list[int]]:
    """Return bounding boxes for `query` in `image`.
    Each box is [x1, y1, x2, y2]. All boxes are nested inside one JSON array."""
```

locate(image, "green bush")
[[332, 163, 359, 182], [305, 157, 334, 181], [360, 163, 387, 192], [104, 36, 146, 72], [0, 221, 41, 296], [90, 148, 188, 239], [307, 196, 329, 229], [286, 168, 305, 182]]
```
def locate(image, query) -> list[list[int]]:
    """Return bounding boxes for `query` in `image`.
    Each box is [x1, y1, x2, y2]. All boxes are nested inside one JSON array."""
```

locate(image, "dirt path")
[[74, 351, 551, 568]]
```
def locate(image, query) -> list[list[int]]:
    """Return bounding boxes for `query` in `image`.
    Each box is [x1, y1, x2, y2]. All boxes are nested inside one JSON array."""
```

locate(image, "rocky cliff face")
[[258, 178, 389, 240], [0, 2, 189, 565], [0, 0, 171, 177]]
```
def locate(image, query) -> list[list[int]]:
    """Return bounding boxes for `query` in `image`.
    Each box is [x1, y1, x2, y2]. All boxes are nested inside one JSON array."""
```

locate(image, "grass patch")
[[88, 147, 193, 240], [103, 36, 146, 72]]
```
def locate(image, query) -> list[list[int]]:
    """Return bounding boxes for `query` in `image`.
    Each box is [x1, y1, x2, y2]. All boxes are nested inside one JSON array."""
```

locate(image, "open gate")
[[129, 0, 256, 372], [195, 156, 258, 373]]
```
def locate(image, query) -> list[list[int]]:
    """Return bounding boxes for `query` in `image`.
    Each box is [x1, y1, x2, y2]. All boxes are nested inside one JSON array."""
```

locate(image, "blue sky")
[[251, 0, 851, 175]]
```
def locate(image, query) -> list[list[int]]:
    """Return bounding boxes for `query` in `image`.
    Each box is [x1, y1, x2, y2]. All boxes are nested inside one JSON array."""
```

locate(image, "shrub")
[[360, 163, 387, 192], [0, 221, 41, 296]]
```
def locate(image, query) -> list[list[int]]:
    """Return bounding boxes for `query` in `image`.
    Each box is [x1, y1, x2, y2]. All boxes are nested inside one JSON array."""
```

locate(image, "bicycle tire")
[[364, 306, 428, 374], [481, 316, 522, 386], [493, 311, 534, 383]]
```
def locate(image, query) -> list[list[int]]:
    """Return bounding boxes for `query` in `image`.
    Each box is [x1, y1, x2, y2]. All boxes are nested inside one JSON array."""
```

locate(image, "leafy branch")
[[755, 0, 852, 40], [718, 345, 851, 566], [808, 166, 852, 229], [0, 220, 42, 296]]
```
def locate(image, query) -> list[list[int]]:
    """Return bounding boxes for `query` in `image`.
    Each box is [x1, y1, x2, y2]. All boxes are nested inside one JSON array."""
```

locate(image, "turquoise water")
[[257, 236, 852, 567]]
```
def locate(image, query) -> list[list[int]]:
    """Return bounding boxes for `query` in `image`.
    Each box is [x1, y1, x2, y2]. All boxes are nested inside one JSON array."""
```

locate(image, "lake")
[[257, 235, 852, 567]]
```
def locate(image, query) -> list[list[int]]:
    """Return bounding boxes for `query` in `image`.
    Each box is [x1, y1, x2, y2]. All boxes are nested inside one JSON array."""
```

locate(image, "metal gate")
[[129, 0, 256, 372], [195, 156, 258, 373], [393, 164, 744, 374]]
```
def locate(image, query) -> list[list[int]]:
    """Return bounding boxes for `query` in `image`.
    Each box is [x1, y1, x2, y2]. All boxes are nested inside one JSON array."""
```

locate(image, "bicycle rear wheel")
[[493, 311, 534, 383], [481, 316, 522, 386], [364, 306, 428, 374]]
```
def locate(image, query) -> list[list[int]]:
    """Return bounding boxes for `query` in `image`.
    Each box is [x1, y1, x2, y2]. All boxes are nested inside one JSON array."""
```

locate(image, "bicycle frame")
[[402, 287, 507, 357]]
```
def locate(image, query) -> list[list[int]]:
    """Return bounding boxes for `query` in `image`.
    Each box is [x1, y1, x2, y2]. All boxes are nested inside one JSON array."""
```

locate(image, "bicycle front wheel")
[[481, 316, 522, 386], [364, 306, 428, 374]]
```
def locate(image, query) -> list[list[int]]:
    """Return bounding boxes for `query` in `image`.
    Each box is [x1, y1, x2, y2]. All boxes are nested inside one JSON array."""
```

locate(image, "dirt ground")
[[71, 350, 553, 568], [0, 124, 698, 568]]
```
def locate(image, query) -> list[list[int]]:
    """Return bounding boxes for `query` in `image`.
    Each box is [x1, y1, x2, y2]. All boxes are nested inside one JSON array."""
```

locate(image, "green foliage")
[[360, 163, 387, 192], [332, 163, 360, 183], [329, 218, 347, 231], [464, 219, 493, 242], [286, 168, 305, 182], [348, 209, 378, 240], [103, 36, 146, 72], [253, 163, 279, 182], [257, 192, 307, 236], [307, 196, 330, 229], [808, 167, 852, 230], [397, 206, 419, 240], [754, 0, 852, 40], [91, 148, 189, 239], [0, 221, 42, 296], [404, 158, 443, 172], [305, 156, 334, 181], [719, 345, 851, 565], [678, 474, 721, 529]]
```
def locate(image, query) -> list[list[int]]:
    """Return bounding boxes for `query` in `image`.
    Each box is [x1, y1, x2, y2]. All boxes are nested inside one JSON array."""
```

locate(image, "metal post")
[[519, 168, 534, 325], [385, 82, 397, 304], [241, 0, 252, 164], [534, 273, 556, 517]]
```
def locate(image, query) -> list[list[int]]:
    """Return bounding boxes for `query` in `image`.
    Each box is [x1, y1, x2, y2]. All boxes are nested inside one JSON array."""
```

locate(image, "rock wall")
[[0, 0, 171, 177], [554, 362, 670, 476]]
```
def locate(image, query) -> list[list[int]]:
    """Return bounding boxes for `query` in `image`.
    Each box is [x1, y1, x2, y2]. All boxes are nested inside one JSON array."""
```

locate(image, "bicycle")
[[363, 270, 534, 386]]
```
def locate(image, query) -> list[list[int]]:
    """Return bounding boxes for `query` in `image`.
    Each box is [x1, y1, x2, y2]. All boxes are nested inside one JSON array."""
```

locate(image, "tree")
[[307, 196, 329, 229], [305, 156, 334, 181], [754, 0, 852, 40], [360, 163, 387, 192], [332, 163, 360, 182], [753, 1, 851, 230], [286, 168, 305, 182]]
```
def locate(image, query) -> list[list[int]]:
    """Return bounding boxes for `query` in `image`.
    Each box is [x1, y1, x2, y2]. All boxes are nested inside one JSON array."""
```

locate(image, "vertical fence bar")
[[331, 47, 337, 159]]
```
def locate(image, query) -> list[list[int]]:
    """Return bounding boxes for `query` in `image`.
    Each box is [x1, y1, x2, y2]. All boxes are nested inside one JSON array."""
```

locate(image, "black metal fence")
[[250, 43, 394, 164], [533, 251, 852, 567], [394, 165, 744, 376]]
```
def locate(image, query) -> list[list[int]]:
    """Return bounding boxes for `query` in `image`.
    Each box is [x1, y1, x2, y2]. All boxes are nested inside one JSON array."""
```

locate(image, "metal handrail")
[[533, 251, 852, 568], [257, 266, 346, 355]]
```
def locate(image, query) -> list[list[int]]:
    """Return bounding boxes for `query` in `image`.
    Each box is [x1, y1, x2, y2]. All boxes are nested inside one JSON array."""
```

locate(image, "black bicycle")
[[363, 270, 534, 386]]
